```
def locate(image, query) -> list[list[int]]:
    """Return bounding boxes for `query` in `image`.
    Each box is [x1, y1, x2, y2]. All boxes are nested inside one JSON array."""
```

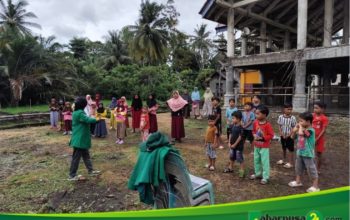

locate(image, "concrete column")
[[297, 0, 308, 49], [227, 8, 235, 58], [323, 0, 334, 47], [241, 35, 247, 56], [293, 60, 308, 112], [284, 31, 291, 50], [343, 0, 349, 44], [224, 65, 235, 107], [225, 4, 235, 108], [260, 21, 266, 53], [293, 0, 308, 112]]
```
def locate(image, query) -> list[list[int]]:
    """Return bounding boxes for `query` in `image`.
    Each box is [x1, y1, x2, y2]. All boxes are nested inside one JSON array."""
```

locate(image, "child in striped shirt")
[[277, 103, 297, 168]]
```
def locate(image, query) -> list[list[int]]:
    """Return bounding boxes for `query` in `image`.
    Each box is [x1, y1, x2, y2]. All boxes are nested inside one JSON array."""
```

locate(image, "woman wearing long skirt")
[[202, 87, 213, 118], [94, 103, 108, 138], [167, 91, 188, 143], [147, 94, 159, 133], [131, 94, 142, 133], [120, 96, 129, 128]]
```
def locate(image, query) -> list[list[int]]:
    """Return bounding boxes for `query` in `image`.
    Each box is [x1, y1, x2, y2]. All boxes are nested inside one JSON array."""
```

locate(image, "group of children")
[[49, 98, 73, 135], [204, 95, 328, 193]]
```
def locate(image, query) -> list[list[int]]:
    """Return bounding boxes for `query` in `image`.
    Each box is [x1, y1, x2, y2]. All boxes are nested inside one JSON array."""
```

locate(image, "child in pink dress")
[[140, 106, 150, 142]]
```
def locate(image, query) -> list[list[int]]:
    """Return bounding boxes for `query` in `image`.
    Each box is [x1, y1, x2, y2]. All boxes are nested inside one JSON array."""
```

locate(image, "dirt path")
[[0, 113, 348, 213]]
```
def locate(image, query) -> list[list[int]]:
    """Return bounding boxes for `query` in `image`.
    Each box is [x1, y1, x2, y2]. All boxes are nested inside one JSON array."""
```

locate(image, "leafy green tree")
[[0, 35, 77, 106], [0, 0, 41, 35], [69, 37, 88, 60], [101, 30, 130, 70]]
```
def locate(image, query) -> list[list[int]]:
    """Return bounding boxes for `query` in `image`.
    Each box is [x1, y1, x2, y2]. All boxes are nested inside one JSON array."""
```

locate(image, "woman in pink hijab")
[[167, 90, 188, 143]]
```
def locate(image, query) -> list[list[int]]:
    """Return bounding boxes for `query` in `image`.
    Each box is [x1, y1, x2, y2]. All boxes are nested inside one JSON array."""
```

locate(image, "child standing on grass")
[[224, 111, 245, 177], [249, 105, 274, 185], [115, 101, 127, 144], [277, 103, 297, 168], [242, 102, 255, 153], [68, 97, 100, 181], [312, 102, 328, 173], [288, 112, 319, 193], [49, 97, 59, 129], [62, 102, 73, 135], [205, 115, 218, 171], [58, 99, 65, 131], [140, 106, 150, 142], [225, 98, 238, 142], [94, 103, 108, 138], [212, 97, 223, 149]]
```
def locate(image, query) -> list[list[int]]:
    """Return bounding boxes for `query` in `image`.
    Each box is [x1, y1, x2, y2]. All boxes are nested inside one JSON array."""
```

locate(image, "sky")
[[26, 0, 218, 44]]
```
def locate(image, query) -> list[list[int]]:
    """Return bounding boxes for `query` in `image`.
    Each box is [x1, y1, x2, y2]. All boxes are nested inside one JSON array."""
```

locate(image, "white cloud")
[[26, 0, 218, 43]]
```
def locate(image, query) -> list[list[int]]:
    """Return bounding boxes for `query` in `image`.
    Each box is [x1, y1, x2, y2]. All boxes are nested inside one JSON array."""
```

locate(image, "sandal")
[[276, 159, 284, 165], [283, 163, 293, 168], [249, 174, 262, 180], [260, 179, 268, 185], [223, 168, 233, 173], [307, 186, 320, 193], [209, 166, 215, 171], [288, 181, 303, 187]]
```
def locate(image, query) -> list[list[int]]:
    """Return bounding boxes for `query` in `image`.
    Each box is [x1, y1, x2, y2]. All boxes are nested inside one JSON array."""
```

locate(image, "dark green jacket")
[[128, 132, 179, 205], [69, 109, 96, 149]]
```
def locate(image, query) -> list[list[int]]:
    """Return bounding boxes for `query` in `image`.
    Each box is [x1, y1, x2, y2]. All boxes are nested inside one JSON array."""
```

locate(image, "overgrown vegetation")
[[0, 0, 220, 107]]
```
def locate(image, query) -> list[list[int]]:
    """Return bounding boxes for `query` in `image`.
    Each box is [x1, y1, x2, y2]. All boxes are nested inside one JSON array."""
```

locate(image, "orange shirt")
[[205, 126, 217, 143]]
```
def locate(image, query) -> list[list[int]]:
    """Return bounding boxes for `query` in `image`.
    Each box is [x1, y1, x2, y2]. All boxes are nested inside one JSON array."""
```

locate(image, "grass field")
[[0, 113, 348, 213], [0, 100, 119, 115]]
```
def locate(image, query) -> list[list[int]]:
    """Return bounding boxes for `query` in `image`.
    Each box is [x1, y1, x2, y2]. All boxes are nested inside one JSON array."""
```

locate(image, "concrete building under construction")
[[200, 0, 350, 113]]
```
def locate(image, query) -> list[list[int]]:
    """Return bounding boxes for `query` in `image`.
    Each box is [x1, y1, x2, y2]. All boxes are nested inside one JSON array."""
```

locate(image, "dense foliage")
[[0, 0, 219, 107]]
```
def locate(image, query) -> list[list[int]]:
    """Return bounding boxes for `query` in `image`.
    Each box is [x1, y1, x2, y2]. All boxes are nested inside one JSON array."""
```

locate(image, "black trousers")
[[69, 148, 93, 177]]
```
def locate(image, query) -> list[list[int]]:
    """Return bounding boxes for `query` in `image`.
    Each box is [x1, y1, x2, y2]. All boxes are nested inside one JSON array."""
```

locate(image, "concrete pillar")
[[284, 31, 291, 50], [343, 0, 349, 44], [293, 0, 308, 112], [293, 60, 308, 112], [323, 0, 334, 47], [260, 22, 266, 53], [225, 5, 235, 107], [227, 8, 235, 58], [224, 65, 235, 107], [297, 0, 308, 49], [241, 35, 247, 56]]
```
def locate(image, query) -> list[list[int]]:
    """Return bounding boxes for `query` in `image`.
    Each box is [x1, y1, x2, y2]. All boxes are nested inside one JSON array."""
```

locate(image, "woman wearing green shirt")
[[68, 97, 101, 181]]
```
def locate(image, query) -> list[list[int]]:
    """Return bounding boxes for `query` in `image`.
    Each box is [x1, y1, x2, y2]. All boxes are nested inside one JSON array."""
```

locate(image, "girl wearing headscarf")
[[167, 91, 188, 143], [120, 96, 129, 129], [85, 94, 96, 135], [191, 87, 201, 119], [109, 97, 118, 130], [147, 93, 159, 133], [131, 94, 143, 133], [202, 87, 214, 117], [94, 102, 108, 138]]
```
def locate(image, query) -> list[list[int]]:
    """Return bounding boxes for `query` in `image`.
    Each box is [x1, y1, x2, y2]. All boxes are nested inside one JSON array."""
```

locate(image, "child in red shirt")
[[312, 102, 329, 172], [249, 105, 274, 184], [140, 106, 150, 142]]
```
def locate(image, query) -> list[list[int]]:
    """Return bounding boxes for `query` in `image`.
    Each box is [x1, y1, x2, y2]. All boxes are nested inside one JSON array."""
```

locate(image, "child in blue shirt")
[[225, 98, 238, 141]]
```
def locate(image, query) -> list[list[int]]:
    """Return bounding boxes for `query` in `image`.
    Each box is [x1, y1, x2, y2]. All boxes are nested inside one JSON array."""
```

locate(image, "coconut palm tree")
[[191, 24, 213, 69], [0, 0, 41, 35], [102, 30, 130, 70], [127, 0, 168, 65]]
